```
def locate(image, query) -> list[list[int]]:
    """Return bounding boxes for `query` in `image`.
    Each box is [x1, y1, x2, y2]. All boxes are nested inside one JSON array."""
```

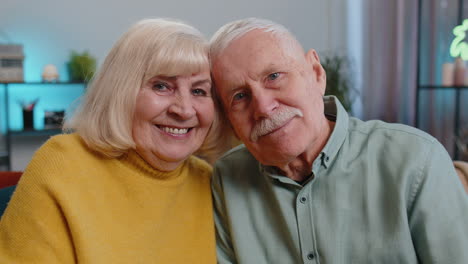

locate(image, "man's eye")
[[267, 72, 280, 81], [233, 92, 246, 101], [192, 88, 207, 96]]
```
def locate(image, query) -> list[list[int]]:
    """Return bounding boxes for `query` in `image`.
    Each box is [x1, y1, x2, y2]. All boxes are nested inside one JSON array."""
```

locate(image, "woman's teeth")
[[160, 126, 189, 134]]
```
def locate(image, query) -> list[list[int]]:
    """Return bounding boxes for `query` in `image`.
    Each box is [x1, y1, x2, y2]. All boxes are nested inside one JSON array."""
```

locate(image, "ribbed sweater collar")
[[119, 150, 188, 182]]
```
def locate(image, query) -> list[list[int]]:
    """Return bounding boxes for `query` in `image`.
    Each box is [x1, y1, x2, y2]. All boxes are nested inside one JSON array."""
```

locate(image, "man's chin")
[[248, 140, 301, 163]]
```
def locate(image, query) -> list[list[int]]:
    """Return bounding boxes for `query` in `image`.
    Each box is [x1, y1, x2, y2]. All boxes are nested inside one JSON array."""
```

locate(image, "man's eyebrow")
[[215, 76, 243, 98], [261, 63, 280, 77]]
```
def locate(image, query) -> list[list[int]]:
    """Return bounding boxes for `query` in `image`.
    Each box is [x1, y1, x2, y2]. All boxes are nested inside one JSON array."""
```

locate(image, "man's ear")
[[305, 49, 326, 94]]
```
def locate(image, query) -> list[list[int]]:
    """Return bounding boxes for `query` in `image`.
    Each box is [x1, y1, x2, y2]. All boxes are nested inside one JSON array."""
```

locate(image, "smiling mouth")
[[156, 125, 193, 135]]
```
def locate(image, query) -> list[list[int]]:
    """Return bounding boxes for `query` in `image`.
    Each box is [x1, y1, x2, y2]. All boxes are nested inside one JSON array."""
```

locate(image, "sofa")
[[0, 171, 21, 216]]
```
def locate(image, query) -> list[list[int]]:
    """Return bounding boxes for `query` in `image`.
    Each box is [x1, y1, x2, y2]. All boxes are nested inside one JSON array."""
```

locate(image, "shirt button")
[[307, 252, 315, 260], [300, 197, 307, 203]]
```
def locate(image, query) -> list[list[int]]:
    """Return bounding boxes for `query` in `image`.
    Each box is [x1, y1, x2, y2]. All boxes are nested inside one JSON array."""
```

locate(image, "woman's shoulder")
[[27, 133, 94, 172], [186, 155, 213, 178], [38, 133, 86, 151], [15, 133, 95, 190], [41, 133, 86, 150]]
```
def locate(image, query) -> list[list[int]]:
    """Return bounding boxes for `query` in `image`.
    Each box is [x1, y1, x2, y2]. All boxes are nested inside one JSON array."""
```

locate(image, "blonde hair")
[[64, 18, 224, 161]]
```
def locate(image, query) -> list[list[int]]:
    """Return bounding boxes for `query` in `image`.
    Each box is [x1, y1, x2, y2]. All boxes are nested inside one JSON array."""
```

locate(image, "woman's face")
[[132, 66, 214, 171]]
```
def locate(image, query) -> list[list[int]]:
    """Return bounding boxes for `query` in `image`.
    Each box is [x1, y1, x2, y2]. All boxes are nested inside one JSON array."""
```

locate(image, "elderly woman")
[[0, 18, 223, 263]]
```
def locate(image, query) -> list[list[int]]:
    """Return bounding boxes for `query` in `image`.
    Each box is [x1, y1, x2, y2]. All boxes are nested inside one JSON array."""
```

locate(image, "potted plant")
[[321, 54, 358, 112], [68, 50, 96, 82]]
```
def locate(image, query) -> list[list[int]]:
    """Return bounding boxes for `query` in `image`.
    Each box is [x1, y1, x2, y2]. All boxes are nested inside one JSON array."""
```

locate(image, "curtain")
[[351, 0, 467, 159], [354, 0, 418, 124]]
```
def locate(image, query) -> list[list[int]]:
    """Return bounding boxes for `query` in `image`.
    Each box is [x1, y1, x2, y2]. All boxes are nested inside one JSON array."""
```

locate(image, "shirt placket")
[[296, 182, 319, 263]]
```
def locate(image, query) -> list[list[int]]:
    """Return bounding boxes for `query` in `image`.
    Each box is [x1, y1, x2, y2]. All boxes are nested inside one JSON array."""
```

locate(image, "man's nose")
[[168, 94, 196, 119], [252, 90, 278, 120]]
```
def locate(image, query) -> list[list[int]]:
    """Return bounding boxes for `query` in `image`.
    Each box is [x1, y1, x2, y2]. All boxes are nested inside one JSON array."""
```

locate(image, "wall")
[[0, 0, 350, 170], [1, 0, 350, 81]]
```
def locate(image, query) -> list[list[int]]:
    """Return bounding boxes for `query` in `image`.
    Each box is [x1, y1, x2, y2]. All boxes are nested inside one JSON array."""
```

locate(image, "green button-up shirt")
[[212, 96, 468, 263]]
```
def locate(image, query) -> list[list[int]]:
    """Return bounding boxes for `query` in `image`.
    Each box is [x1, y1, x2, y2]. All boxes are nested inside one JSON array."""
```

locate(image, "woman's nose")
[[168, 94, 196, 120]]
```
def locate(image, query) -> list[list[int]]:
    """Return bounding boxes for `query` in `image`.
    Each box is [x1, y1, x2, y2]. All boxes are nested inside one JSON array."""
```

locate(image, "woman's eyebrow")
[[192, 79, 212, 87]]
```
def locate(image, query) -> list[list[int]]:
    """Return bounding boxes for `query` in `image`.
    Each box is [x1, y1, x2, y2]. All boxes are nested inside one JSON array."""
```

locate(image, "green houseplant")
[[321, 54, 358, 112], [68, 50, 96, 82]]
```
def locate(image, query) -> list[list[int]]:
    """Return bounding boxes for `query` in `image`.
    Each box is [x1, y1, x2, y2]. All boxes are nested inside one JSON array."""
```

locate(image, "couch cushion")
[[0, 172, 22, 188]]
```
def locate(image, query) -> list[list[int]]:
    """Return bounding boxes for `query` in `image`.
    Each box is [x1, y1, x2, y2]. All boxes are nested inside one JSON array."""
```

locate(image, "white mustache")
[[250, 106, 303, 142]]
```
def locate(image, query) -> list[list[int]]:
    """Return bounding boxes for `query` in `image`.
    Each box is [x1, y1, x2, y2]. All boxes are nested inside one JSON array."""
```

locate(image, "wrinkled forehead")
[[212, 30, 300, 83], [213, 31, 271, 69], [215, 30, 281, 58], [213, 29, 301, 67]]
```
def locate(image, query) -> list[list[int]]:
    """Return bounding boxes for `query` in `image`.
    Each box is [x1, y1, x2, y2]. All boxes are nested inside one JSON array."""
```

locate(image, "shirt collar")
[[317, 95, 348, 171], [261, 95, 349, 181]]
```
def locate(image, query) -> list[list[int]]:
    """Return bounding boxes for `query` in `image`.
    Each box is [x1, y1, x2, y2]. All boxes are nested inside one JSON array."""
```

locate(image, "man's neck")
[[277, 158, 314, 182], [276, 119, 335, 182]]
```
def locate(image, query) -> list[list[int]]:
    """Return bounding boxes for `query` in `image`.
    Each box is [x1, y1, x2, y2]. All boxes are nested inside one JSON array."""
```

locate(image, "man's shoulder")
[[218, 144, 255, 161], [214, 144, 260, 174], [348, 117, 436, 145], [342, 118, 447, 168]]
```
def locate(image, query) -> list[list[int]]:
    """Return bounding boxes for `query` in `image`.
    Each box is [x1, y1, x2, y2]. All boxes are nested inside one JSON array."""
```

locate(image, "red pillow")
[[0, 172, 22, 188]]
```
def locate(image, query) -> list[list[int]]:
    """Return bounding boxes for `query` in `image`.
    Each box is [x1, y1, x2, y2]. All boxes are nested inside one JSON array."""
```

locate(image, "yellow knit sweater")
[[0, 134, 216, 263]]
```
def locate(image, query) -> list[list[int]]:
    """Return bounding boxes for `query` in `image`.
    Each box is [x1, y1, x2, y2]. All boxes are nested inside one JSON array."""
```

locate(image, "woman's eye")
[[192, 88, 207, 96], [267, 72, 280, 81], [153, 82, 168, 91]]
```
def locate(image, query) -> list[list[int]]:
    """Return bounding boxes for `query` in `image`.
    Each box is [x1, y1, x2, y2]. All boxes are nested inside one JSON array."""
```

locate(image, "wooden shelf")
[[8, 128, 62, 137], [1, 82, 85, 170]]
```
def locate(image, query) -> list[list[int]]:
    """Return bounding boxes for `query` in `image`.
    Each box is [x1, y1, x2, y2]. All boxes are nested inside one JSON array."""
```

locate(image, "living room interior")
[[0, 0, 466, 173]]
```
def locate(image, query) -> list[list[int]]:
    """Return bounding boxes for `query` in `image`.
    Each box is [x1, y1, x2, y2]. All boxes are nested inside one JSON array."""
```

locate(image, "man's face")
[[212, 30, 328, 166]]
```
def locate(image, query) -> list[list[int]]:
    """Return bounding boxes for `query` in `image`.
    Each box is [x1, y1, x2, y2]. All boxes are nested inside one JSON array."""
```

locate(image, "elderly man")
[[209, 18, 468, 263]]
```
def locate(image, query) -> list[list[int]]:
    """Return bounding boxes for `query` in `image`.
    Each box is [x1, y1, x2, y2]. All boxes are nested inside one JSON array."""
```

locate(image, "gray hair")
[[210, 17, 297, 61]]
